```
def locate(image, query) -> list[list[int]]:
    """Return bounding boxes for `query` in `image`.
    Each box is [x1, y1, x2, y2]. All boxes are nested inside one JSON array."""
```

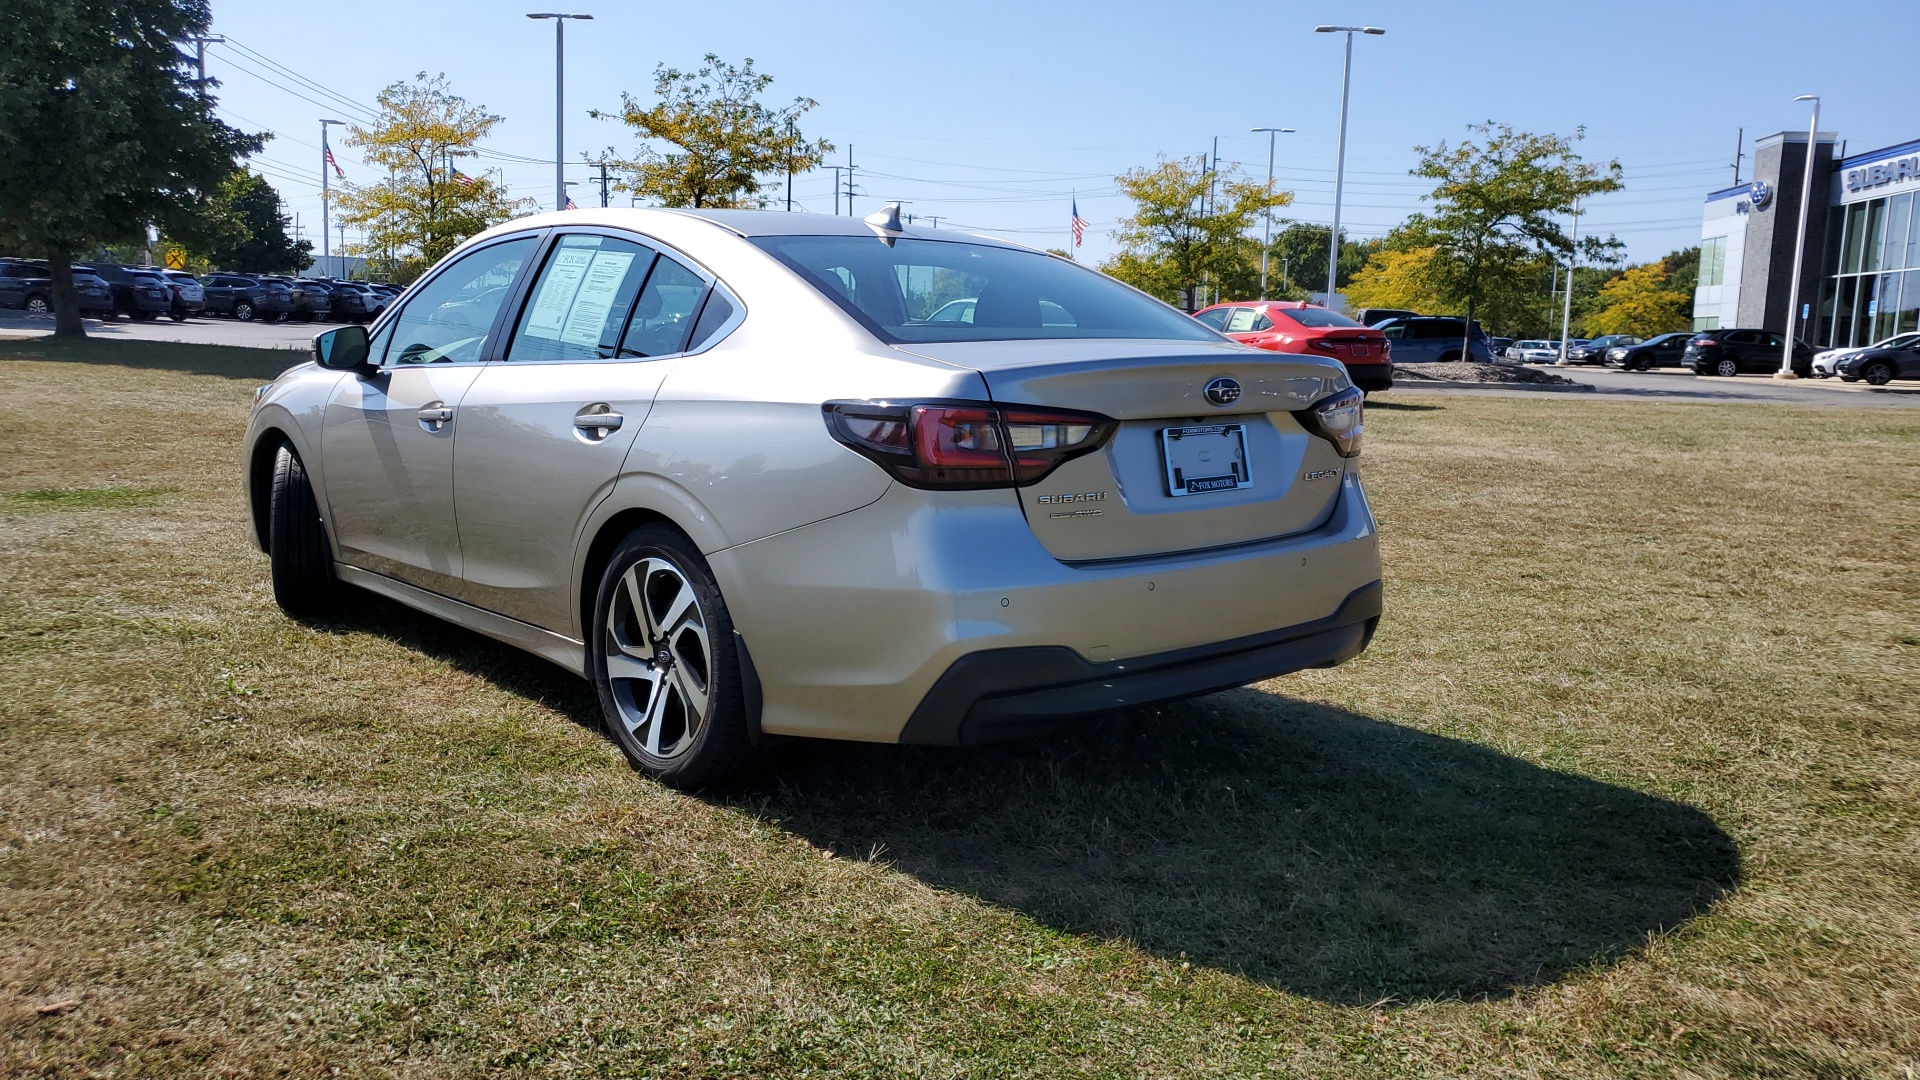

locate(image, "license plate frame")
[[1160, 423, 1251, 497]]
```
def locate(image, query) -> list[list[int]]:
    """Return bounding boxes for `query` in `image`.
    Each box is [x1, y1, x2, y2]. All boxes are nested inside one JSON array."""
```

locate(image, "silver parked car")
[[244, 208, 1383, 786]]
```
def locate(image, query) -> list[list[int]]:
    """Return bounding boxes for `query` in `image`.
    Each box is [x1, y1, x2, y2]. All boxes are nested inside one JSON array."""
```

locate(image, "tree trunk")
[[47, 252, 86, 340], [1461, 294, 1476, 363]]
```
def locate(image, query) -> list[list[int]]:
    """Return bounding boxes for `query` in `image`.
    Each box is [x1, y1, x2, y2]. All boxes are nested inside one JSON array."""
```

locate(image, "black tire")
[[169, 312, 186, 322], [591, 525, 757, 789], [234, 300, 255, 322], [1862, 360, 1895, 386], [1713, 357, 1739, 378], [267, 443, 337, 617], [24, 294, 49, 318]]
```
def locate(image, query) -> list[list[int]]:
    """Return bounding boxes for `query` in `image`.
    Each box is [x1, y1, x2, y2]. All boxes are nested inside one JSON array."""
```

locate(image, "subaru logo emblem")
[[1204, 377, 1242, 407]]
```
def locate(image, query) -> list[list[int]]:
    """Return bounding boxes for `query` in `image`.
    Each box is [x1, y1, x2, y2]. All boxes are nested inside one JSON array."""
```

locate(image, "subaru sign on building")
[[1695, 129, 1920, 349]]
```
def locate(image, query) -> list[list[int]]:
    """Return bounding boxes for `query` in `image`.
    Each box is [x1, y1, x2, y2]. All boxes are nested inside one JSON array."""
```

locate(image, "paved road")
[[1388, 363, 1920, 408], [0, 311, 342, 351]]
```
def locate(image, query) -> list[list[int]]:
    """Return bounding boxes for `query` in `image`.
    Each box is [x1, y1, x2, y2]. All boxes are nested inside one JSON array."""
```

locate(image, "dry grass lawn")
[[1, 339, 1916, 1077]]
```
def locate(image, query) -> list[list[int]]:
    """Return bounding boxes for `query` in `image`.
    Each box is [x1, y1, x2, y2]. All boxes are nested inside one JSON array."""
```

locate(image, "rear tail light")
[[1694, 339, 1717, 347], [1308, 339, 1339, 354], [1293, 386, 1364, 458], [823, 400, 1116, 489]]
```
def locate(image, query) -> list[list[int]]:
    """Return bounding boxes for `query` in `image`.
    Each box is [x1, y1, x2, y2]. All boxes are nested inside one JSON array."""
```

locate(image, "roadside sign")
[[1802, 303, 1810, 319], [1868, 299, 1878, 317], [163, 248, 186, 270]]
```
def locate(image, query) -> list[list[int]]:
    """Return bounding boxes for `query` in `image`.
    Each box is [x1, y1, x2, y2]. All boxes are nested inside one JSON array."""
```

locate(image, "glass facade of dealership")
[[1817, 189, 1920, 347]]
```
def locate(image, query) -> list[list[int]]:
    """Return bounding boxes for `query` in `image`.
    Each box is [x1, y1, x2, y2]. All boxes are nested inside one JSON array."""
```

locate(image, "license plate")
[[1161, 424, 1251, 497], [1351, 344, 1371, 357]]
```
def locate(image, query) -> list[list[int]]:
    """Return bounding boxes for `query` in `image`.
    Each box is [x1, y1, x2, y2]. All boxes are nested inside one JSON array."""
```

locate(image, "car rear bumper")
[[1344, 362, 1393, 392], [709, 469, 1383, 744]]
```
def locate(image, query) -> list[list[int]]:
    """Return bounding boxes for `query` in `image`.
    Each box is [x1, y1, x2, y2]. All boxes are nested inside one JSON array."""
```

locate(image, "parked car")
[[1684, 329, 1813, 377], [246, 208, 1383, 787], [86, 263, 174, 320], [1605, 332, 1694, 370], [1812, 331, 1920, 377], [1564, 334, 1641, 364], [342, 279, 395, 318], [307, 279, 377, 322], [1489, 336, 1514, 356], [1193, 300, 1392, 393], [1352, 307, 1418, 327], [200, 273, 282, 321], [0, 258, 55, 316], [1834, 337, 1920, 385], [155, 270, 206, 321], [1370, 316, 1494, 363], [929, 297, 1076, 326], [59, 264, 120, 315], [1506, 339, 1558, 363], [261, 275, 333, 322]]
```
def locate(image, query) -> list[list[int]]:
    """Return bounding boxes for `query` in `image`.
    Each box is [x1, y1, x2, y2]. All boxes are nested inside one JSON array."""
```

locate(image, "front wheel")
[[591, 525, 756, 789], [1862, 360, 1895, 386], [234, 301, 255, 322], [24, 295, 50, 318], [267, 443, 337, 617]]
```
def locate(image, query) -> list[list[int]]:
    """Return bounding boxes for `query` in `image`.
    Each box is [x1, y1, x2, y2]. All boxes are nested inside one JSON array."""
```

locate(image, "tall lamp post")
[[1778, 94, 1821, 380], [527, 12, 594, 212], [319, 119, 346, 272], [1251, 126, 1296, 298], [1314, 25, 1384, 310]]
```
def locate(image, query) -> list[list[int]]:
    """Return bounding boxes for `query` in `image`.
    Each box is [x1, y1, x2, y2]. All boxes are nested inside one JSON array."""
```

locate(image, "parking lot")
[[0, 309, 337, 350], [1393, 362, 1920, 407]]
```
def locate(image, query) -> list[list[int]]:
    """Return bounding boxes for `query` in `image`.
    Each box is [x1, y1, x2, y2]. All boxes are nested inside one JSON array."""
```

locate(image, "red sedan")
[[1194, 301, 1392, 393]]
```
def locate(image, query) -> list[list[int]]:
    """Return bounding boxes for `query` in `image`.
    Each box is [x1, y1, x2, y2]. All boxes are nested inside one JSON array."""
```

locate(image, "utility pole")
[[1732, 127, 1745, 186], [1252, 127, 1294, 298], [785, 117, 796, 212], [591, 158, 612, 208], [527, 13, 594, 212], [843, 145, 858, 217], [319, 118, 346, 273], [1315, 25, 1385, 310], [926, 216, 942, 229], [829, 166, 843, 215], [186, 34, 223, 96]]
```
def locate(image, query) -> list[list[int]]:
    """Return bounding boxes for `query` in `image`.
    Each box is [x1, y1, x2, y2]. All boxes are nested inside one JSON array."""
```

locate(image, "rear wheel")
[[591, 525, 756, 789], [1862, 360, 1895, 386], [1714, 357, 1739, 378], [169, 312, 186, 322], [266, 443, 337, 617]]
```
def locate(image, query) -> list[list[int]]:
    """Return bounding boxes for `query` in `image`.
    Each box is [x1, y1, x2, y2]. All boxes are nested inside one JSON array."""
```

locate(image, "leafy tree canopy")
[[333, 73, 532, 283], [1343, 247, 1448, 314], [597, 55, 831, 209], [180, 170, 312, 273], [1581, 248, 1698, 337], [1264, 222, 1382, 296], [1100, 155, 1291, 311], [0, 0, 260, 336]]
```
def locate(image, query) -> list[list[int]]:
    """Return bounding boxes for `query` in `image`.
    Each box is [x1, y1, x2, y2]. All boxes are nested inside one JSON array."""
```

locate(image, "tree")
[[1394, 122, 1624, 353], [1100, 155, 1291, 311], [1263, 222, 1381, 297], [332, 73, 533, 283], [180, 170, 312, 273], [1581, 249, 1697, 337], [0, 0, 258, 337], [1343, 247, 1448, 314], [597, 55, 831, 209]]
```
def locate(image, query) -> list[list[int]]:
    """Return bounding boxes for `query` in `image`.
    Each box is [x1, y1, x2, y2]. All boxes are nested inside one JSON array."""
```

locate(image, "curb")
[[1385, 379, 1595, 393]]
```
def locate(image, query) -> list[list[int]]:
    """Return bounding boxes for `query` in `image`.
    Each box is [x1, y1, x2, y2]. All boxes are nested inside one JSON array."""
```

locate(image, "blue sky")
[[203, 0, 1916, 269]]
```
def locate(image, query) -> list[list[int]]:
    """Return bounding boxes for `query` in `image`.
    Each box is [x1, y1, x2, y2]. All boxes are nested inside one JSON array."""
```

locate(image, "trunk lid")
[[895, 339, 1353, 562]]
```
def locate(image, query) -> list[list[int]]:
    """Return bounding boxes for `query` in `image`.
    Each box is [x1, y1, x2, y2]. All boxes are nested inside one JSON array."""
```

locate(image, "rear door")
[[901, 340, 1351, 562], [451, 231, 712, 632]]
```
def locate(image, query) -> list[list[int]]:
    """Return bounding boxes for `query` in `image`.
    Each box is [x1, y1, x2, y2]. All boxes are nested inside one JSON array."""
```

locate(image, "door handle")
[[416, 403, 453, 431], [573, 409, 624, 433]]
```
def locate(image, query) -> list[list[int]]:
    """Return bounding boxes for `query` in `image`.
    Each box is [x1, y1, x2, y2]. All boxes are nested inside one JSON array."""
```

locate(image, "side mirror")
[[313, 324, 374, 376]]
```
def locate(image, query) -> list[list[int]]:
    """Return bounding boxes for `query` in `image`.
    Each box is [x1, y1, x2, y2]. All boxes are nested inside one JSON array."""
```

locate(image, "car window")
[[1193, 308, 1231, 330], [1224, 307, 1270, 332], [752, 235, 1217, 344], [618, 253, 707, 358], [1277, 306, 1363, 329], [509, 234, 657, 362], [1765, 332, 1787, 347], [383, 236, 538, 365], [686, 287, 738, 351], [1380, 324, 1407, 339]]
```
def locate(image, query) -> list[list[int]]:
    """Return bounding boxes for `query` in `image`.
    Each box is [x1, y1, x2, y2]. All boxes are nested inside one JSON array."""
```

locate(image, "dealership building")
[[1694, 129, 1920, 347]]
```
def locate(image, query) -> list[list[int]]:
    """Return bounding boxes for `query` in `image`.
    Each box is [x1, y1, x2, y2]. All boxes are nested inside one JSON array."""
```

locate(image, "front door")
[[453, 233, 713, 634], [319, 235, 539, 595]]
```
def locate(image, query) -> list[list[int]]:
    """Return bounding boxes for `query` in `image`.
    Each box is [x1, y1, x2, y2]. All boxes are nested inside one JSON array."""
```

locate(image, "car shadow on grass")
[[731, 692, 1740, 1006], [0, 336, 300, 380], [302, 595, 1740, 1006]]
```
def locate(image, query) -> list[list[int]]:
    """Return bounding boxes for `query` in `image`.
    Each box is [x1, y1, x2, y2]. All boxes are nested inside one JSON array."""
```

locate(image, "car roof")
[[468, 206, 1036, 254]]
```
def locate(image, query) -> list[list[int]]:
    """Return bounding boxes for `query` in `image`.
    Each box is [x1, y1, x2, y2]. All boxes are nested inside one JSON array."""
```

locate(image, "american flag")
[[563, 197, 578, 210], [452, 168, 478, 188], [1070, 197, 1089, 247], [324, 146, 344, 180]]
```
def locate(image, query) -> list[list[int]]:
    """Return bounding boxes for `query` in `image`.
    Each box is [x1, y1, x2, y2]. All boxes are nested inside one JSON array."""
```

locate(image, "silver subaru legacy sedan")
[[243, 207, 1382, 787]]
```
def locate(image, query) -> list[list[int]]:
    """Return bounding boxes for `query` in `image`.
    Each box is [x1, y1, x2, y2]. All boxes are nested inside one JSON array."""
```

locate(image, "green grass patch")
[[1, 484, 179, 512], [0, 334, 302, 380]]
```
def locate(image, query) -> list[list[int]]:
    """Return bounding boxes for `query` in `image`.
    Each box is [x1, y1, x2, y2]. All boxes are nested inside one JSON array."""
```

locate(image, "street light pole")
[[1314, 25, 1384, 310], [319, 119, 346, 272], [1557, 198, 1581, 364], [1251, 126, 1295, 298], [527, 13, 594, 212], [1778, 95, 1821, 380]]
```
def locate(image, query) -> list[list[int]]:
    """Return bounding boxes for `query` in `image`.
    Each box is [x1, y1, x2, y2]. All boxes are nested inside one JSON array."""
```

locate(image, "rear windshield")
[[750, 235, 1217, 344], [1275, 306, 1364, 329]]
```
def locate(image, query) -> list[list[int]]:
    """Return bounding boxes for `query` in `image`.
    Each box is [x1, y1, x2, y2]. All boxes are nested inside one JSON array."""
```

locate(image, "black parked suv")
[[155, 270, 206, 321], [1683, 329, 1813, 377], [1564, 334, 1641, 364], [1606, 332, 1694, 371], [87, 264, 174, 320], [305, 278, 374, 322], [201, 273, 291, 321], [0, 258, 57, 316], [260, 276, 333, 322]]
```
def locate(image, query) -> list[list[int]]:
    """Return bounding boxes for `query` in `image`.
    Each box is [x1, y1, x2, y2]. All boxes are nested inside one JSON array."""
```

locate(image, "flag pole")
[[1069, 190, 1076, 262]]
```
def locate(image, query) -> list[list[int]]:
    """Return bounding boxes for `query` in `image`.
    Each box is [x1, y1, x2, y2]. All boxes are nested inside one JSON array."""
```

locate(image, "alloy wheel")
[[1715, 358, 1738, 377], [25, 296, 50, 318], [604, 556, 713, 760]]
